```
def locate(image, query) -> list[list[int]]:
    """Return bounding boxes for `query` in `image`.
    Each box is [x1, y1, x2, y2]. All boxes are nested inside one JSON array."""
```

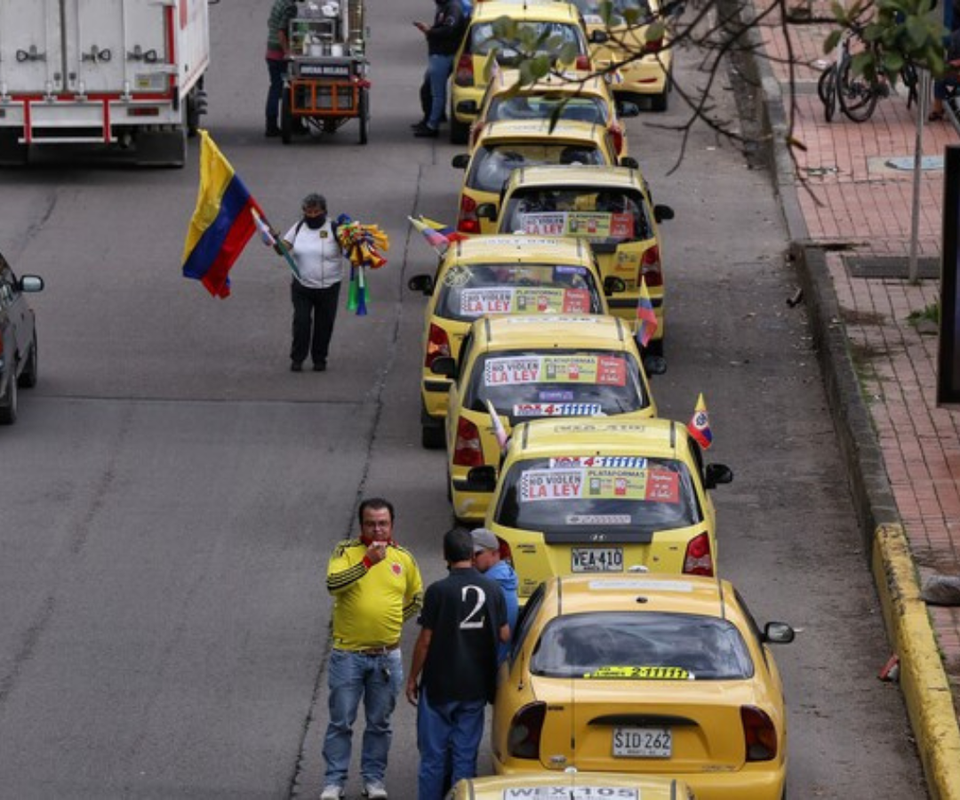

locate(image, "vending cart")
[[281, 0, 369, 145]]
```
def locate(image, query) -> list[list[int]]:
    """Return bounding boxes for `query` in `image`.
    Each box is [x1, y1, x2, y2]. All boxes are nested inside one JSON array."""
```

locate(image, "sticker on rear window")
[[583, 666, 691, 680], [565, 514, 632, 525], [519, 466, 678, 503], [513, 402, 603, 417], [520, 212, 634, 239], [555, 265, 587, 274], [459, 287, 591, 316], [539, 390, 574, 401], [503, 790, 637, 800], [550, 456, 647, 469], [484, 355, 626, 387]]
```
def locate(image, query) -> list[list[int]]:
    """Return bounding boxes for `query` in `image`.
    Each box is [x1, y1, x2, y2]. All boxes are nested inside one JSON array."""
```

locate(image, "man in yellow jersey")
[[321, 498, 424, 800]]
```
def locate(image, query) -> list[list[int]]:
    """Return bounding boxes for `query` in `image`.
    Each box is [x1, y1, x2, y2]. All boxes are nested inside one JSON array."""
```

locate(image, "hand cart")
[[281, 0, 369, 145]]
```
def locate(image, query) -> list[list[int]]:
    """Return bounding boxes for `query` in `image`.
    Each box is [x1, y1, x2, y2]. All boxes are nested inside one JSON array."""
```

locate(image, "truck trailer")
[[0, 0, 212, 166]]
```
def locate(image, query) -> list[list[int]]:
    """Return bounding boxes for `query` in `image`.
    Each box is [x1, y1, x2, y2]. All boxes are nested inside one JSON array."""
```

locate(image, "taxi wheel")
[[18, 336, 38, 388], [422, 424, 445, 450], [0, 371, 18, 425], [645, 338, 664, 358], [449, 117, 470, 145]]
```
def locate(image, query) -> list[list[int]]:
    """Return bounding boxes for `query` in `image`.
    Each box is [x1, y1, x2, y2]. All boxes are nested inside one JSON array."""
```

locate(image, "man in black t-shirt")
[[405, 529, 509, 800]]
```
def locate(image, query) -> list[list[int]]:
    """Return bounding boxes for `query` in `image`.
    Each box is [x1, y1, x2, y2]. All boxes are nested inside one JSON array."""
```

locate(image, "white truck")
[[0, 0, 214, 166]]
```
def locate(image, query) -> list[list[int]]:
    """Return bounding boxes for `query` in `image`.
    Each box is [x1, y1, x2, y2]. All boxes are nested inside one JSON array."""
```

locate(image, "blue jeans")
[[266, 58, 286, 129], [322, 648, 403, 787], [416, 687, 485, 800], [425, 54, 454, 129]]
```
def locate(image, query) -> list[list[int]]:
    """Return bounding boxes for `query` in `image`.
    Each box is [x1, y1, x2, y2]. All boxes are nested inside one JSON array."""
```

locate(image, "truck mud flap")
[[134, 129, 187, 168]]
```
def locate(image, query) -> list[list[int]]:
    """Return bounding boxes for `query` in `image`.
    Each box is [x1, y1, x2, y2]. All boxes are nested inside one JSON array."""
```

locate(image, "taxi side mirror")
[[430, 356, 457, 378], [619, 156, 639, 169], [407, 274, 435, 295], [603, 276, 626, 294], [616, 101, 640, 119], [704, 463, 733, 489], [456, 99, 479, 115], [654, 205, 675, 223], [589, 30, 609, 44], [466, 465, 498, 492], [762, 622, 795, 644], [451, 154, 470, 169], [642, 354, 667, 376], [19, 275, 44, 292], [476, 203, 498, 221]]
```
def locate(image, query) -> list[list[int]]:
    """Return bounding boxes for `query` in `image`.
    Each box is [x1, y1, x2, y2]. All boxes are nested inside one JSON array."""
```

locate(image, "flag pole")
[[251, 208, 301, 279]]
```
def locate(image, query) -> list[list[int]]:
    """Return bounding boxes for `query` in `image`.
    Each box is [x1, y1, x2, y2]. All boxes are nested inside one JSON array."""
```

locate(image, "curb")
[[729, 3, 960, 797], [874, 524, 960, 800]]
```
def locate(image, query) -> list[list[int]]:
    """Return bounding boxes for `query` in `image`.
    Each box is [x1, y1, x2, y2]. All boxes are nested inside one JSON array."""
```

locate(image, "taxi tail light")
[[741, 705, 778, 761], [453, 417, 484, 467], [425, 323, 451, 368], [507, 701, 546, 759], [609, 124, 624, 156], [455, 54, 474, 86], [574, 55, 591, 71], [639, 245, 662, 288], [457, 194, 481, 235], [682, 532, 713, 576]]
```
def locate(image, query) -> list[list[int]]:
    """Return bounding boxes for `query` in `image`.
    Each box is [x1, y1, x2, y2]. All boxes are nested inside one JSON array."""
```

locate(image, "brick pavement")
[[752, 0, 960, 738]]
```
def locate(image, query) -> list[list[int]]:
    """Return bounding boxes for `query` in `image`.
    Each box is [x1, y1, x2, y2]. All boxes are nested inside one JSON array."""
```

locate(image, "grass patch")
[[907, 300, 940, 329]]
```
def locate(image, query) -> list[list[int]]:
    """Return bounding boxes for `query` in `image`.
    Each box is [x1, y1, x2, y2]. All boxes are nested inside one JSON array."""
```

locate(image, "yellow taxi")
[[466, 69, 639, 157], [435, 314, 658, 523], [452, 120, 629, 236], [448, 771, 697, 799], [469, 417, 732, 599], [449, 0, 593, 143], [573, 0, 674, 110], [489, 164, 674, 352], [408, 235, 618, 448], [491, 575, 794, 800]]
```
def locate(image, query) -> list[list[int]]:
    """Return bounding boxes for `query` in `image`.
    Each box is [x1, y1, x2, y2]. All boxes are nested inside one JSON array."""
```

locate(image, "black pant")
[[290, 280, 340, 366]]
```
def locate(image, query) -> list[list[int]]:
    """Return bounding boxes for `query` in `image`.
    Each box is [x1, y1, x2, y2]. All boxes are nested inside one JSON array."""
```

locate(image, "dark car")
[[0, 251, 43, 424]]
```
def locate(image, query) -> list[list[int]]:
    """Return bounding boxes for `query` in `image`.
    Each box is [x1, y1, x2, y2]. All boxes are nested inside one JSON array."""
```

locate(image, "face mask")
[[304, 214, 326, 230]]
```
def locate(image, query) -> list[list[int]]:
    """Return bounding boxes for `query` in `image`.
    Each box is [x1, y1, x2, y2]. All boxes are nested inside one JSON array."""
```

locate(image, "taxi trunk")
[[527, 677, 756, 774]]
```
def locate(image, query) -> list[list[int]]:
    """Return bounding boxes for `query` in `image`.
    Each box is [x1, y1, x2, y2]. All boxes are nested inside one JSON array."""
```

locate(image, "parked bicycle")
[[818, 24, 918, 123]]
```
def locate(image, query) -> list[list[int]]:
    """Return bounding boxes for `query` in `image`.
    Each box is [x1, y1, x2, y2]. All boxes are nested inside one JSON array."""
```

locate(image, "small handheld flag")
[[635, 276, 658, 348], [485, 399, 510, 455], [687, 393, 713, 450]]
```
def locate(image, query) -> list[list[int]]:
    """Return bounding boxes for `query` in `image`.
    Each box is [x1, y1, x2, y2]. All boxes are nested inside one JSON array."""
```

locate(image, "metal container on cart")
[[281, 0, 369, 145]]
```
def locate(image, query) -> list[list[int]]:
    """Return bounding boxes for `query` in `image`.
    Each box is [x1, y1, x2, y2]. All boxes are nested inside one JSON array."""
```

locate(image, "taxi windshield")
[[487, 95, 608, 126], [494, 455, 702, 533], [501, 187, 654, 246], [469, 145, 605, 193], [465, 349, 648, 421], [531, 612, 754, 679], [434, 263, 604, 321], [468, 21, 587, 65], [571, 0, 653, 25]]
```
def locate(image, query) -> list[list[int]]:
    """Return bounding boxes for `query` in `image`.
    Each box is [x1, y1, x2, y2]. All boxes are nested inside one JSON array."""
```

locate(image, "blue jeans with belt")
[[322, 648, 404, 788]]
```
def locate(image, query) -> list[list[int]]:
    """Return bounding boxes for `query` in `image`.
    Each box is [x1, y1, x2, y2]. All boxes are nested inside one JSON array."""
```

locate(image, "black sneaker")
[[410, 118, 428, 129], [290, 361, 303, 372], [313, 361, 327, 372], [265, 126, 281, 138], [413, 124, 438, 138]]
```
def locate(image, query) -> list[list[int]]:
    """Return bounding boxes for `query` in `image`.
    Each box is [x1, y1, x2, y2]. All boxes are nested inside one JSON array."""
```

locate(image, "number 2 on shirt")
[[460, 585, 487, 629]]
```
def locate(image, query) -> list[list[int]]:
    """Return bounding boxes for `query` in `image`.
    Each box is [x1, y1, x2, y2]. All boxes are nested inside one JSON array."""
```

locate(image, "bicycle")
[[817, 25, 918, 123]]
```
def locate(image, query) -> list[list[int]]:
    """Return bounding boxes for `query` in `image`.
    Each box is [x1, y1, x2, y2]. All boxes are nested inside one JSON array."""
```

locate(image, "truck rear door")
[[0, 0, 65, 94]]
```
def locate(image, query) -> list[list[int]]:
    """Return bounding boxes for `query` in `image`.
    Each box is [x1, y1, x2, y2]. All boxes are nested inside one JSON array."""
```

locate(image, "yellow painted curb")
[[873, 524, 960, 800]]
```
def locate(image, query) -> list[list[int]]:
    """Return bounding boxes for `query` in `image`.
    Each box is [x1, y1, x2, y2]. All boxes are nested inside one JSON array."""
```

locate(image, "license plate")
[[612, 727, 672, 758], [571, 547, 623, 572]]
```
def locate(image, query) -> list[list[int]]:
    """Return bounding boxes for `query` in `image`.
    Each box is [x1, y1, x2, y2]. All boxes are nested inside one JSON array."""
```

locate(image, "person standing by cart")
[[265, 0, 297, 137], [282, 193, 344, 372], [412, 0, 467, 138]]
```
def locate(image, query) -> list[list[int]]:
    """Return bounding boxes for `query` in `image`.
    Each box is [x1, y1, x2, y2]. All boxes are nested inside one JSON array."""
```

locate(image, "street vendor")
[[282, 193, 344, 372], [265, 0, 297, 137]]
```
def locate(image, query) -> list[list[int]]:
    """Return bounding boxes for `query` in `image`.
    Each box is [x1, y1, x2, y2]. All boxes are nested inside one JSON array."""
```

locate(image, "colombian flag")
[[687, 393, 713, 450], [635, 276, 658, 347], [181, 130, 261, 298]]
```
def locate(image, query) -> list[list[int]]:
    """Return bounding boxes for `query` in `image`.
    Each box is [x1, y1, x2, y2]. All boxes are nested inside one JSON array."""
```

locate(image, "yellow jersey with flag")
[[326, 539, 424, 651]]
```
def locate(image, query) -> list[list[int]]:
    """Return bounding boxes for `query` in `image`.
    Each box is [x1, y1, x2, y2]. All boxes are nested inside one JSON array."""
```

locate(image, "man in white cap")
[[470, 528, 518, 664]]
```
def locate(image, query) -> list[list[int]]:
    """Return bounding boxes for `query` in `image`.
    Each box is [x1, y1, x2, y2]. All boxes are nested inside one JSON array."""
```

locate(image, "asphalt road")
[[0, 0, 926, 798]]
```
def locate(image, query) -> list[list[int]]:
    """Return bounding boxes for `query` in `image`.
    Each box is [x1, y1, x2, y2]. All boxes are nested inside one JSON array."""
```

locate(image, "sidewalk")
[[747, 3, 960, 797]]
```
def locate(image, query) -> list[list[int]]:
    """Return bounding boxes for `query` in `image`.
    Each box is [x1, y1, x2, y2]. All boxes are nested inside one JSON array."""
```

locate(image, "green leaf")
[[823, 30, 841, 53], [905, 16, 929, 50], [882, 51, 905, 72], [529, 53, 552, 79], [646, 21, 666, 43], [599, 0, 614, 25], [559, 42, 578, 64]]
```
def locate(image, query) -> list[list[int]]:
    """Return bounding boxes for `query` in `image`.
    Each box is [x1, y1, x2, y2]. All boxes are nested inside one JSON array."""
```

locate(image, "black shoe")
[[439, 113, 448, 123], [313, 361, 327, 372], [413, 124, 439, 138], [265, 126, 281, 138], [291, 361, 303, 372], [411, 118, 428, 129]]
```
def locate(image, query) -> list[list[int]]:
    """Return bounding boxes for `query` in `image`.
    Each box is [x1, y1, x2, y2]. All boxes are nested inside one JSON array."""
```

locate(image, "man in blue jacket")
[[471, 528, 518, 665]]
